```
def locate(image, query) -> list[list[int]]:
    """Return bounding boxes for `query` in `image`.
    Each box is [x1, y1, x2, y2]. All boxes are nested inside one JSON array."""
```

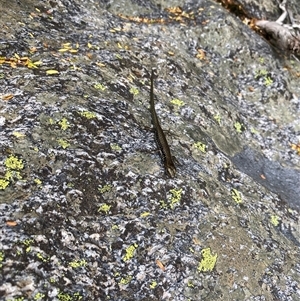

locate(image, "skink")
[[150, 69, 176, 177]]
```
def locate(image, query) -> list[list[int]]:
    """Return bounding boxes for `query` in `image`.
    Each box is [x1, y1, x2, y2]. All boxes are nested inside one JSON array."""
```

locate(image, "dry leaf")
[[156, 259, 165, 271], [2, 94, 14, 101], [6, 220, 18, 226], [46, 69, 59, 75]]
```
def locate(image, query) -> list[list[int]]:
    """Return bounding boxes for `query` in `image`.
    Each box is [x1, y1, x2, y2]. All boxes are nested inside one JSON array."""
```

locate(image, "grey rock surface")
[[0, 0, 300, 300]]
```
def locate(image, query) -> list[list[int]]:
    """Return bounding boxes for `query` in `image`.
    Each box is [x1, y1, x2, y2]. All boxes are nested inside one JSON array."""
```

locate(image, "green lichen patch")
[[4, 170, 13, 181], [57, 139, 70, 149], [36, 253, 49, 262], [22, 239, 34, 253], [0, 251, 4, 268], [255, 69, 267, 79], [34, 178, 42, 185], [270, 215, 280, 226], [57, 291, 82, 301], [93, 83, 106, 91], [193, 141, 206, 153], [69, 259, 87, 268], [58, 118, 70, 130], [111, 224, 119, 230], [264, 76, 273, 86], [98, 184, 112, 193], [250, 128, 259, 134], [149, 281, 157, 289], [198, 247, 217, 272], [5, 155, 24, 170], [160, 199, 168, 209], [123, 243, 138, 262], [7, 297, 25, 301], [213, 113, 221, 125], [129, 86, 139, 96], [34, 292, 45, 300], [234, 121, 243, 133], [170, 98, 185, 107], [98, 203, 111, 214], [79, 111, 97, 119], [169, 188, 183, 209], [110, 143, 122, 151], [140, 211, 150, 218], [231, 189, 242, 204], [0, 179, 9, 190], [119, 275, 132, 285], [12, 131, 26, 138]]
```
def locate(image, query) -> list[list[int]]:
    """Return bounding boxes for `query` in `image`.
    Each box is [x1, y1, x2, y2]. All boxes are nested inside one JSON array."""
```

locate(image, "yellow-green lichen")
[[34, 178, 42, 185], [0, 251, 4, 268], [123, 243, 138, 262], [98, 203, 111, 214], [193, 142, 206, 153], [264, 76, 273, 86], [129, 86, 139, 96], [98, 184, 112, 193], [3, 170, 22, 182], [234, 122, 243, 133], [213, 113, 221, 125], [73, 292, 82, 300], [34, 293, 45, 300], [270, 215, 280, 226], [160, 199, 168, 209], [119, 275, 132, 285], [198, 247, 217, 272], [69, 259, 87, 268], [170, 98, 185, 107], [169, 188, 182, 209], [150, 281, 157, 289], [79, 111, 96, 119], [12, 131, 26, 138], [58, 118, 70, 130], [57, 292, 72, 301], [57, 139, 70, 149], [110, 143, 122, 151], [7, 298, 24, 301], [111, 224, 119, 230], [250, 128, 259, 134], [5, 156, 24, 170], [0, 179, 9, 190], [140, 212, 150, 218], [15, 171, 22, 180], [255, 69, 267, 78], [231, 189, 242, 204], [36, 253, 48, 262], [23, 239, 33, 246], [4, 170, 13, 180], [94, 83, 106, 91], [23, 239, 33, 253]]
